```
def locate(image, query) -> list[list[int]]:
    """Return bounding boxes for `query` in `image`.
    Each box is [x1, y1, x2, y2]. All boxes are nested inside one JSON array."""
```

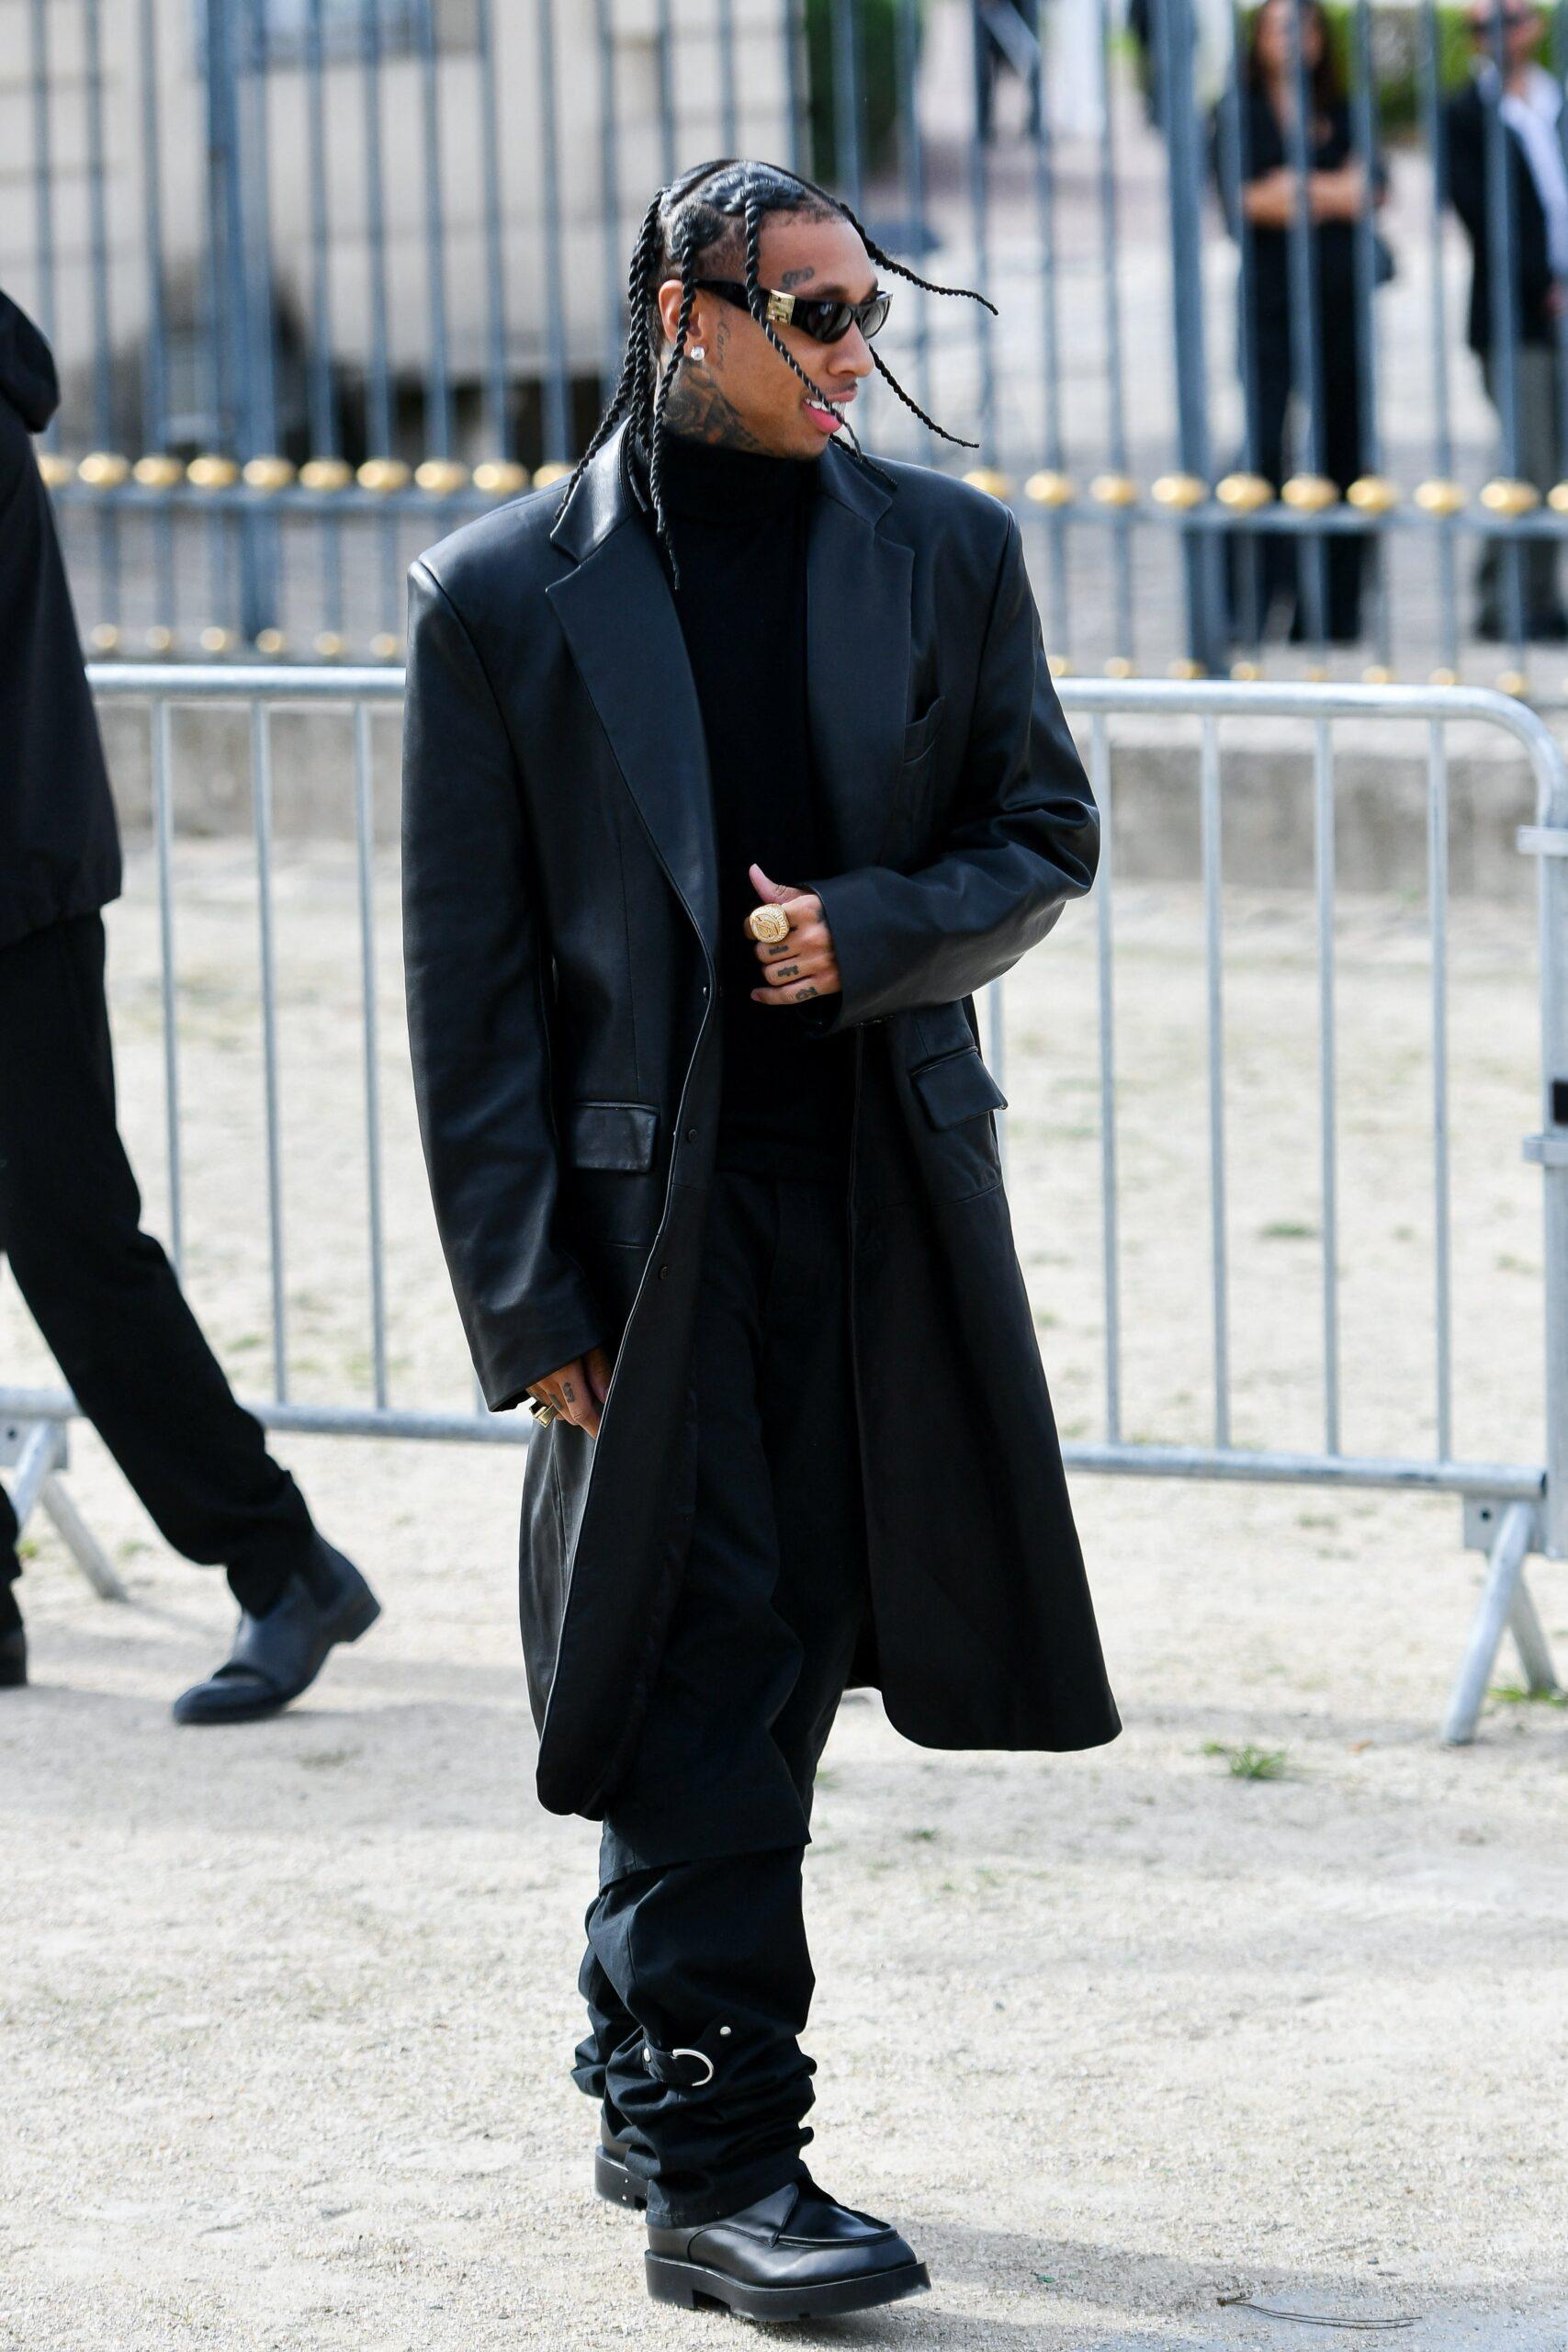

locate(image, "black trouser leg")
[[571, 1170, 868, 2229], [0, 914, 317, 1613]]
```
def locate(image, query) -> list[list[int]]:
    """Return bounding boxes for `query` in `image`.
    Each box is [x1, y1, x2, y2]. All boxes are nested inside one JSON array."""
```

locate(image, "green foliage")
[[1308, 6, 1479, 135], [1487, 1680, 1568, 1708], [1202, 1739, 1290, 1779]]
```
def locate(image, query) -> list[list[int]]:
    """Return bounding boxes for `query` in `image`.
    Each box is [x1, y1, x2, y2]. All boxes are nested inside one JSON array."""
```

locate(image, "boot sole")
[[172, 1587, 381, 1724], [594, 2146, 647, 2210], [645, 2253, 930, 2321]]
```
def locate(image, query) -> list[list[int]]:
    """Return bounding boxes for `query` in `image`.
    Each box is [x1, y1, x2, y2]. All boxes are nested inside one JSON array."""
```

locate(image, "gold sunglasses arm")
[[765, 289, 795, 326]]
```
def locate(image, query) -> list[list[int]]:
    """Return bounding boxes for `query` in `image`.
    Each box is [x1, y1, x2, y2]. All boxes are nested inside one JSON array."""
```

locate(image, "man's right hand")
[[527, 1344, 614, 1438]]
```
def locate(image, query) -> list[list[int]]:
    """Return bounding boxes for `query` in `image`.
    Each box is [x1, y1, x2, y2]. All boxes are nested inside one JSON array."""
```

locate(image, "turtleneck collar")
[[652, 427, 819, 525]]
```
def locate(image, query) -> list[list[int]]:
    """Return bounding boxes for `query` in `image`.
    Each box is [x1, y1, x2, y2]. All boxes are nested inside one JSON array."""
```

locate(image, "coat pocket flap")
[[565, 1100, 660, 1171], [908, 1046, 1008, 1131]]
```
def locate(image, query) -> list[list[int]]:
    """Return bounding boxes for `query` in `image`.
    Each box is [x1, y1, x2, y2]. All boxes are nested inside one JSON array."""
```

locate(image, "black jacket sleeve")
[[805, 512, 1099, 1031], [400, 560, 602, 1408]]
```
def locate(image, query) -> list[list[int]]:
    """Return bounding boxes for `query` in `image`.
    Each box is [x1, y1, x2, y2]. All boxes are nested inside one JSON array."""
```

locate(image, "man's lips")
[[803, 393, 852, 435]]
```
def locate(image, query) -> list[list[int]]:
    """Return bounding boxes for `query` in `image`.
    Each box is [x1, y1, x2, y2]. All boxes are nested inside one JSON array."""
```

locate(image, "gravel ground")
[[3, 831, 1566, 2349]]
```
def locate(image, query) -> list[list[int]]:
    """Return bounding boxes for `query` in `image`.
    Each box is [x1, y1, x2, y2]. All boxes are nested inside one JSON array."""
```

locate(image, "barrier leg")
[[1506, 1574, 1559, 1699], [1442, 1500, 1542, 1745], [1, 1417, 127, 1603]]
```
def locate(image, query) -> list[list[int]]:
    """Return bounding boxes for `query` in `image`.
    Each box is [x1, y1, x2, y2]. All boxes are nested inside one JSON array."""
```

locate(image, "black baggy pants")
[[571, 1168, 869, 2229], [0, 912, 318, 1611]]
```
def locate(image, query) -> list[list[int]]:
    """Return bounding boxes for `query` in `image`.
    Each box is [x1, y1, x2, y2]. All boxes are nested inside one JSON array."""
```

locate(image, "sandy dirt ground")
[[3, 819, 1566, 2349]]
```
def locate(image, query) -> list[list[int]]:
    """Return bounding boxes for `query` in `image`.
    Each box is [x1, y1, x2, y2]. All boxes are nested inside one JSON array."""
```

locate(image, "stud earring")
[[689, 344, 706, 364]]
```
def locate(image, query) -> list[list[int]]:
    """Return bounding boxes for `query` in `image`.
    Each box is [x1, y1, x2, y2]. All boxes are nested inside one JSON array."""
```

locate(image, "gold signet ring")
[[747, 903, 792, 944], [527, 1395, 559, 1427]]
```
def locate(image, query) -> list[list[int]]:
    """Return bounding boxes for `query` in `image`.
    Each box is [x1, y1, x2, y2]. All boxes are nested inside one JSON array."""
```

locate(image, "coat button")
[[658, 1263, 671, 1279], [685, 1127, 697, 1143]]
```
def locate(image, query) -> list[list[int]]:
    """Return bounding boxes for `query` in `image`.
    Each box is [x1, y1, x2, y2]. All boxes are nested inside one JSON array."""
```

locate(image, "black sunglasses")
[[696, 278, 892, 345]]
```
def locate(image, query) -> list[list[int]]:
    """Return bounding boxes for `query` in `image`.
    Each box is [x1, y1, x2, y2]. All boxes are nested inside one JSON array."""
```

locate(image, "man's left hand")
[[746, 862, 842, 1007]]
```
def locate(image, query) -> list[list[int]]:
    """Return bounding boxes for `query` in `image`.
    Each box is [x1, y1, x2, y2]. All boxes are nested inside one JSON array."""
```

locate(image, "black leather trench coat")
[[401, 421, 1120, 1819]]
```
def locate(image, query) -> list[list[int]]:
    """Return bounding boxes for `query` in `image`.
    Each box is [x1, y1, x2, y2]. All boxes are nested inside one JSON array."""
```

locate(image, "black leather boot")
[[594, 2113, 646, 2210], [644, 2177, 930, 2319], [171, 1539, 378, 1724]]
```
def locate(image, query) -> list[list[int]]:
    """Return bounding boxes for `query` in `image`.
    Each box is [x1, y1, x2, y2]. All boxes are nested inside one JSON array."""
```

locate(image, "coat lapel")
[[806, 451, 911, 871], [546, 431, 719, 965]]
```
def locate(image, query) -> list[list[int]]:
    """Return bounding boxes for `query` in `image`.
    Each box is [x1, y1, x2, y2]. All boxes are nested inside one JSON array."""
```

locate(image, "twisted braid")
[[559, 189, 664, 525], [871, 346, 976, 449], [647, 225, 701, 584]]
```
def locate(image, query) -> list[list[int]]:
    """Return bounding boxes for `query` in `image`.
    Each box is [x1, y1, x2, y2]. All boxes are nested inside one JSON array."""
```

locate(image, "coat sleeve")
[[401, 560, 603, 1409], [805, 511, 1099, 1032]]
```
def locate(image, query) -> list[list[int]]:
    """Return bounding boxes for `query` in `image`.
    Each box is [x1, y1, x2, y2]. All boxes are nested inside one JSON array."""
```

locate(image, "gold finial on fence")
[[79, 451, 130, 489], [1414, 479, 1466, 516], [1495, 668, 1529, 696], [145, 626, 174, 654], [1480, 478, 1540, 517], [188, 456, 240, 490], [357, 458, 412, 493], [1150, 473, 1207, 509], [531, 459, 573, 489], [243, 455, 296, 492], [133, 454, 184, 489], [1429, 665, 1458, 685], [369, 632, 401, 661], [415, 458, 469, 494], [1168, 657, 1205, 679], [313, 632, 345, 659], [1089, 471, 1138, 507], [1348, 476, 1400, 514], [1047, 652, 1074, 676], [199, 625, 237, 653], [1103, 655, 1133, 678], [1281, 474, 1338, 512], [473, 459, 530, 497], [1230, 660, 1261, 680], [1024, 469, 1075, 506], [1361, 663, 1393, 684], [299, 457, 353, 492], [1215, 472, 1273, 511], [37, 450, 73, 487], [962, 467, 1011, 501], [255, 628, 287, 655], [88, 622, 120, 652]]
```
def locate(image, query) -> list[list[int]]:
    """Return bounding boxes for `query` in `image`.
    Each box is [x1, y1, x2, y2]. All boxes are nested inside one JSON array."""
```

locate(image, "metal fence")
[[0, 665, 1563, 1743], [21, 2, 1568, 680]]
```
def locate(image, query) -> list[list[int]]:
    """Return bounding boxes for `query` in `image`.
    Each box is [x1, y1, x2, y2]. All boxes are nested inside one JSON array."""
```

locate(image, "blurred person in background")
[[1447, 0, 1568, 639], [0, 287, 378, 1715], [1212, 0, 1388, 646]]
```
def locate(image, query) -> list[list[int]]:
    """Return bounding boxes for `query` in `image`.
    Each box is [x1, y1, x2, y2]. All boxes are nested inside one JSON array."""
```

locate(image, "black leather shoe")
[[0, 1623, 26, 1689], [645, 2178, 930, 2319], [594, 2115, 646, 2210], [171, 1540, 379, 1724]]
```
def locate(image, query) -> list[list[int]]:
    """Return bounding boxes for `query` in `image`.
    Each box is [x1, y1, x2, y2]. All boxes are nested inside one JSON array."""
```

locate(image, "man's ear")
[[655, 277, 687, 351]]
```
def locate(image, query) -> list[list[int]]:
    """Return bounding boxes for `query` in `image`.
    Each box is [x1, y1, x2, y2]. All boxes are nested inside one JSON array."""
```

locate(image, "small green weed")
[[1202, 1740, 1289, 1780]]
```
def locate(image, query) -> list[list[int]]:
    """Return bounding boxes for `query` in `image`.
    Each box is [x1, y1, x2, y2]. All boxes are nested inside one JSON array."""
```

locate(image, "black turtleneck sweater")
[[649, 430, 854, 1182]]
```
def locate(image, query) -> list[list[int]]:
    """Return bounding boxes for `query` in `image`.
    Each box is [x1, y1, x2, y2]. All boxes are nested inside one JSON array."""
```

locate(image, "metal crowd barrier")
[[1, 666, 1563, 1747]]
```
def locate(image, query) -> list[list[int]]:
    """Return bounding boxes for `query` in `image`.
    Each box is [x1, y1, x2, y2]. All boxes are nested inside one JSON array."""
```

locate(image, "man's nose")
[[828, 326, 874, 382]]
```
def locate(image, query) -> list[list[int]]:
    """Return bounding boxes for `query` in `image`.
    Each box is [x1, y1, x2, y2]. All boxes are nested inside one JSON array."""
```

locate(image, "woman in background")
[[1212, 0, 1388, 646]]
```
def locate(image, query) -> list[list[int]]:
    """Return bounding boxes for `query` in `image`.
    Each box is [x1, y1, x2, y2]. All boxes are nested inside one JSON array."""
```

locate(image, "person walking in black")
[[1446, 1, 1568, 639], [401, 159, 1118, 2320], [1212, 0, 1387, 645], [0, 288, 378, 1714]]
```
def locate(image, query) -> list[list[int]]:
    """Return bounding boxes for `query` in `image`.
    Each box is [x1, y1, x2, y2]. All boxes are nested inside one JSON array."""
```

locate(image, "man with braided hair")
[[402, 158, 1118, 2319]]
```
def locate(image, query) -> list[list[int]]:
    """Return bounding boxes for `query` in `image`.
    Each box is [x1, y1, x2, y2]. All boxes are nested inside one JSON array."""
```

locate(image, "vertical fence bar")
[[152, 700, 185, 1271], [1481, 6, 1528, 650], [417, 0, 454, 464], [242, 0, 281, 633], [354, 705, 389, 1409], [1215, 0, 1262, 655], [1281, 0, 1328, 649], [1418, 0, 1461, 676], [965, 5, 997, 465], [1095, 0, 1134, 664], [28, 0, 57, 358], [1348, 0, 1389, 673], [893, 0, 931, 435], [83, 0, 120, 628], [359, 0, 400, 634], [831, 0, 863, 212], [252, 703, 288, 1402], [784, 0, 806, 176], [1315, 717, 1341, 1453], [717, 0, 739, 153], [536, 0, 570, 463], [476, 0, 513, 456], [1201, 718, 1231, 1447], [1427, 719, 1453, 1461], [655, 0, 676, 187], [1091, 716, 1122, 1445], [1156, 0, 1220, 670], [1030, 19, 1069, 645], [304, 0, 344, 645], [138, 0, 179, 642], [595, 0, 623, 415]]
